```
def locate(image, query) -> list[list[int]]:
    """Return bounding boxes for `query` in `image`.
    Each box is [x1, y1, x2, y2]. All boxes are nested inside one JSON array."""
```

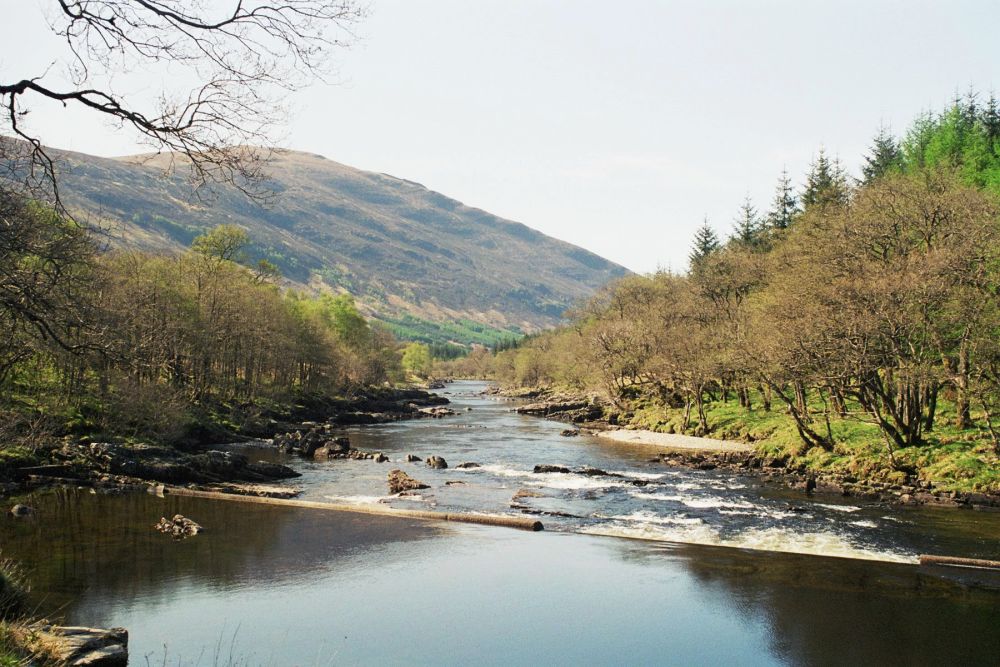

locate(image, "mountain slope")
[[49, 146, 630, 340]]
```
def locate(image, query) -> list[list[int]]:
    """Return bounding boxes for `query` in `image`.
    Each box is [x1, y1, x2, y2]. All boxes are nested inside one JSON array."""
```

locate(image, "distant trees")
[[801, 148, 850, 210], [689, 219, 721, 268], [765, 168, 799, 231], [731, 196, 763, 248], [402, 343, 432, 378], [861, 126, 903, 184], [0, 219, 403, 442], [484, 93, 1000, 469]]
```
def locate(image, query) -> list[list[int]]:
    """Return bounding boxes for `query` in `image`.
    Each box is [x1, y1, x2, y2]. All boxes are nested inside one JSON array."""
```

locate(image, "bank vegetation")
[[441, 94, 1000, 494]]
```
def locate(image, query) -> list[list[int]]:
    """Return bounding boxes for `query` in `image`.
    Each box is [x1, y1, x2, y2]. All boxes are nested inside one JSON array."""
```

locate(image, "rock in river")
[[155, 514, 203, 538], [426, 456, 448, 469], [533, 465, 570, 474], [405, 454, 422, 462], [388, 469, 431, 494], [455, 462, 481, 469]]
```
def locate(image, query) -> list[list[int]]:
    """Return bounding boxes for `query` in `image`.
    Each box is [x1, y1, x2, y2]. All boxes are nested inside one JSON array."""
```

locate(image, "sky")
[[4, 0, 1000, 273]]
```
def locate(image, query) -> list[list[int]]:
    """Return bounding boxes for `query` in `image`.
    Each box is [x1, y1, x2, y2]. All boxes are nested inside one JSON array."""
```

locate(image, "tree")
[[401, 342, 432, 378], [861, 126, 902, 184], [191, 225, 250, 263], [731, 195, 762, 247], [0, 189, 96, 381], [688, 218, 721, 269], [765, 168, 799, 231], [802, 148, 850, 210], [1, 1, 366, 204]]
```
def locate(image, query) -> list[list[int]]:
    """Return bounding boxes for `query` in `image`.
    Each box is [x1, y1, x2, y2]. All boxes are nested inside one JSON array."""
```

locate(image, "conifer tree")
[[731, 195, 762, 247], [802, 148, 849, 209], [765, 168, 799, 230], [861, 126, 903, 184], [984, 93, 1000, 147], [689, 218, 721, 268]]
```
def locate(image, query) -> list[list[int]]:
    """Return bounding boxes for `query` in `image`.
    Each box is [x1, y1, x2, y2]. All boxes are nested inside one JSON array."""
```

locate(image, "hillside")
[[45, 146, 629, 344]]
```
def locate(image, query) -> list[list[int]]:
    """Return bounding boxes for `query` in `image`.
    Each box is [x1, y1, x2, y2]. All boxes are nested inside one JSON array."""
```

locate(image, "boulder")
[[10, 504, 33, 517], [28, 625, 128, 667], [560, 429, 580, 437], [405, 454, 422, 462], [533, 464, 570, 474], [388, 469, 431, 494], [426, 456, 448, 469], [330, 437, 352, 453], [374, 452, 390, 463], [455, 462, 481, 469], [155, 514, 202, 538]]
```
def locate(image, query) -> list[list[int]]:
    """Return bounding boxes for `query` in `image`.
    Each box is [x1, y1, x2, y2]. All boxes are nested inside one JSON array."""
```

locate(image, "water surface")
[[3, 380, 999, 665]]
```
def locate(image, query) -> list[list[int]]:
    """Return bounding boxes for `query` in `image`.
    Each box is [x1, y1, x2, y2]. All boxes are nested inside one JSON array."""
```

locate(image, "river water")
[[2, 380, 999, 665]]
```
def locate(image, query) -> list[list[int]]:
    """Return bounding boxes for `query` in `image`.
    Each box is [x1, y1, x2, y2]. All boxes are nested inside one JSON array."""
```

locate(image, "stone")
[[30, 625, 128, 667], [374, 452, 390, 463], [455, 462, 481, 469], [155, 514, 202, 538], [10, 504, 33, 517], [388, 469, 430, 494], [533, 465, 570, 474], [426, 456, 448, 469], [560, 429, 580, 437], [405, 454, 422, 462]]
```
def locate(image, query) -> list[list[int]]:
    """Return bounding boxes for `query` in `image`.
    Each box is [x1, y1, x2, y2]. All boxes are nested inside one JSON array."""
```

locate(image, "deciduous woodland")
[[442, 94, 1000, 494], [0, 215, 403, 451]]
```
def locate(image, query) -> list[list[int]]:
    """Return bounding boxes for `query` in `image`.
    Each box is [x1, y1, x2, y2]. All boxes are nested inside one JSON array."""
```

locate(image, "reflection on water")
[[2, 488, 999, 666], [2, 380, 999, 665], [241, 381, 1000, 564]]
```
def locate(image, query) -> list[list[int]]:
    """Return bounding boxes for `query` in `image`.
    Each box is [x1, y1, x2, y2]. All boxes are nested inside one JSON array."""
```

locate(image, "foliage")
[[401, 342, 432, 378], [476, 93, 1000, 491], [0, 218, 402, 445]]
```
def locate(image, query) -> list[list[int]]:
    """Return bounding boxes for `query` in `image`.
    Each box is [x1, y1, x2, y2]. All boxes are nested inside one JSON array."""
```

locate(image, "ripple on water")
[[581, 521, 917, 563]]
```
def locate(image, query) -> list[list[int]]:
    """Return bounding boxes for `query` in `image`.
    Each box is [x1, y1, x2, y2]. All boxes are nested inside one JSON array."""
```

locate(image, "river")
[[2, 380, 999, 665]]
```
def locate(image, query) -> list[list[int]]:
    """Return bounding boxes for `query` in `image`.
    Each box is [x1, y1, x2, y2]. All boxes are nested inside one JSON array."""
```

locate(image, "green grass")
[[618, 390, 1000, 494]]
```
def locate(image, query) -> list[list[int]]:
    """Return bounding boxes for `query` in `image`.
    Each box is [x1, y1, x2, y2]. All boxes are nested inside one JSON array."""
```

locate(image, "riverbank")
[[3, 487, 999, 666], [491, 385, 1000, 510], [594, 429, 754, 453], [0, 387, 451, 498]]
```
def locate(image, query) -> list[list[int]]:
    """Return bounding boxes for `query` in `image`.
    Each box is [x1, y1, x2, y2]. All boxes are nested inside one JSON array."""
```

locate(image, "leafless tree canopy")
[[1, 0, 366, 204]]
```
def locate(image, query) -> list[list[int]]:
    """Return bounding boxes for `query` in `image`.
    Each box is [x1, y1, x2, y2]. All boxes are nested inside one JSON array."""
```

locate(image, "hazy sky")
[[5, 1, 1000, 272]]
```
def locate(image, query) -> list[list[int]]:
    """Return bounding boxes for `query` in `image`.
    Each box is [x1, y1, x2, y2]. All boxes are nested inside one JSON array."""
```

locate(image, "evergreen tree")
[[802, 148, 849, 209], [984, 93, 1000, 147], [765, 168, 799, 230], [861, 126, 903, 184], [689, 218, 721, 268], [731, 195, 762, 247]]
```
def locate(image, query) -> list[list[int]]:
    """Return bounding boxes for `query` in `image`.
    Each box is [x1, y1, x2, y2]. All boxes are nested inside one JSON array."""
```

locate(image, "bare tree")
[[1, 0, 366, 205]]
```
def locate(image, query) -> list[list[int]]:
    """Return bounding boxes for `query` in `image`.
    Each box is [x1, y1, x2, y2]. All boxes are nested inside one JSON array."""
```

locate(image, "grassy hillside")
[[45, 146, 629, 344]]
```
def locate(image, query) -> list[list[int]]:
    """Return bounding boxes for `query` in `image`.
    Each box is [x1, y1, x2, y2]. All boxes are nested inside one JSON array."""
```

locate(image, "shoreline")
[[489, 383, 1000, 511], [594, 428, 754, 453]]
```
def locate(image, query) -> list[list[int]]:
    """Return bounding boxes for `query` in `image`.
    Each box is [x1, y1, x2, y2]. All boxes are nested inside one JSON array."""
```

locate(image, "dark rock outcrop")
[[455, 462, 481, 469], [388, 469, 430, 494], [426, 456, 448, 469], [533, 464, 571, 474], [405, 454, 422, 462]]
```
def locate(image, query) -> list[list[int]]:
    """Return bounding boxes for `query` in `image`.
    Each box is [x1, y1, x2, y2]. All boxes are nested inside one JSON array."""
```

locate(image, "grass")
[[617, 390, 1000, 494]]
